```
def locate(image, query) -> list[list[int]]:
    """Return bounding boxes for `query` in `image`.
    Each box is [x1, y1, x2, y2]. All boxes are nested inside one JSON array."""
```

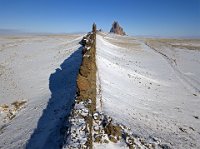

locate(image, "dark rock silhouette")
[[92, 23, 97, 33], [110, 21, 126, 35]]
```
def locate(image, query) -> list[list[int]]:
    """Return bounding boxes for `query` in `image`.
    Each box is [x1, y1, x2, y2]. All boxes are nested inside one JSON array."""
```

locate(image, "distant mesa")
[[110, 21, 126, 35]]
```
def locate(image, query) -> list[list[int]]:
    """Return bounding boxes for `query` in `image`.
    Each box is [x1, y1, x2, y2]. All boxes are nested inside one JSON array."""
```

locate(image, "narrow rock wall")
[[63, 25, 96, 149], [62, 26, 171, 149], [76, 26, 96, 148]]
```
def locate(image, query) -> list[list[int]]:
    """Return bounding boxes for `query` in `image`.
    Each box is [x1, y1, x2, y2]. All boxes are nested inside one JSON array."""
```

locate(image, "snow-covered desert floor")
[[96, 33, 200, 148], [0, 34, 83, 149], [0, 32, 200, 149]]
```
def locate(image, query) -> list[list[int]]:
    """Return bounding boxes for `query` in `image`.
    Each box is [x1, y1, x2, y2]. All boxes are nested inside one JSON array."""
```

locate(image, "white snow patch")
[[0, 34, 83, 149], [96, 34, 200, 148]]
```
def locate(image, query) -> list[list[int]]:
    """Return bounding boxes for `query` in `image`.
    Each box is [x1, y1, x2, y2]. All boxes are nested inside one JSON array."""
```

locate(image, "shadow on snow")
[[26, 47, 82, 149]]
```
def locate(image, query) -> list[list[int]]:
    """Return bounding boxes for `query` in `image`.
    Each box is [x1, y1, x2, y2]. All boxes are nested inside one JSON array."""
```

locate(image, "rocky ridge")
[[63, 24, 97, 149], [62, 24, 171, 149]]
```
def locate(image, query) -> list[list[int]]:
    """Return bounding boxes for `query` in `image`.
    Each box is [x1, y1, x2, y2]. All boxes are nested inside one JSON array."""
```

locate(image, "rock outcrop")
[[110, 21, 126, 35], [63, 24, 96, 149]]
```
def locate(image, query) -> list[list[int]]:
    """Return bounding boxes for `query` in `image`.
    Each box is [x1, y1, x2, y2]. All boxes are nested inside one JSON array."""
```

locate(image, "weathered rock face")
[[110, 21, 126, 35], [64, 25, 97, 148]]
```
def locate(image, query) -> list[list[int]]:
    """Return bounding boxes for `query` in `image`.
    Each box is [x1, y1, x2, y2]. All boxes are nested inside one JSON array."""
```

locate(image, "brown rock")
[[110, 21, 126, 35], [77, 74, 90, 91]]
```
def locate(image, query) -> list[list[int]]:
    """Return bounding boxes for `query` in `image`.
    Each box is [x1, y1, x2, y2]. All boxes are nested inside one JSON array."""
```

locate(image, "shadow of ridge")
[[26, 47, 82, 149]]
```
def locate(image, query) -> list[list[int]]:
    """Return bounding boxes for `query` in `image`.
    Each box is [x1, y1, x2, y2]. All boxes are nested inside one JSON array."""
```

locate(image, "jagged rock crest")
[[110, 21, 126, 35]]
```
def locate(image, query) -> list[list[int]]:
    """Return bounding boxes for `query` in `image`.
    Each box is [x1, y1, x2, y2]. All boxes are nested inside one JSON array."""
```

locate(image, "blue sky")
[[0, 0, 199, 37]]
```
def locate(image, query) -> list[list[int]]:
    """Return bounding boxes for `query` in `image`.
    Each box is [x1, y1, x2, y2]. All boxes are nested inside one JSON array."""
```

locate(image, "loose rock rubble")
[[63, 99, 92, 149], [92, 112, 171, 149], [63, 107, 172, 149]]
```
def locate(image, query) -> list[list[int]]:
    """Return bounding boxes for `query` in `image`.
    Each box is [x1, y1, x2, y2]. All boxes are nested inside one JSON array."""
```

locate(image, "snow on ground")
[[96, 33, 200, 148], [0, 34, 83, 149]]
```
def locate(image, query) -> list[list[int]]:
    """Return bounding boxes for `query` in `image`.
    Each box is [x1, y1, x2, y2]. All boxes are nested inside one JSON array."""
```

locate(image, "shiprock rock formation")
[[110, 21, 126, 35]]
